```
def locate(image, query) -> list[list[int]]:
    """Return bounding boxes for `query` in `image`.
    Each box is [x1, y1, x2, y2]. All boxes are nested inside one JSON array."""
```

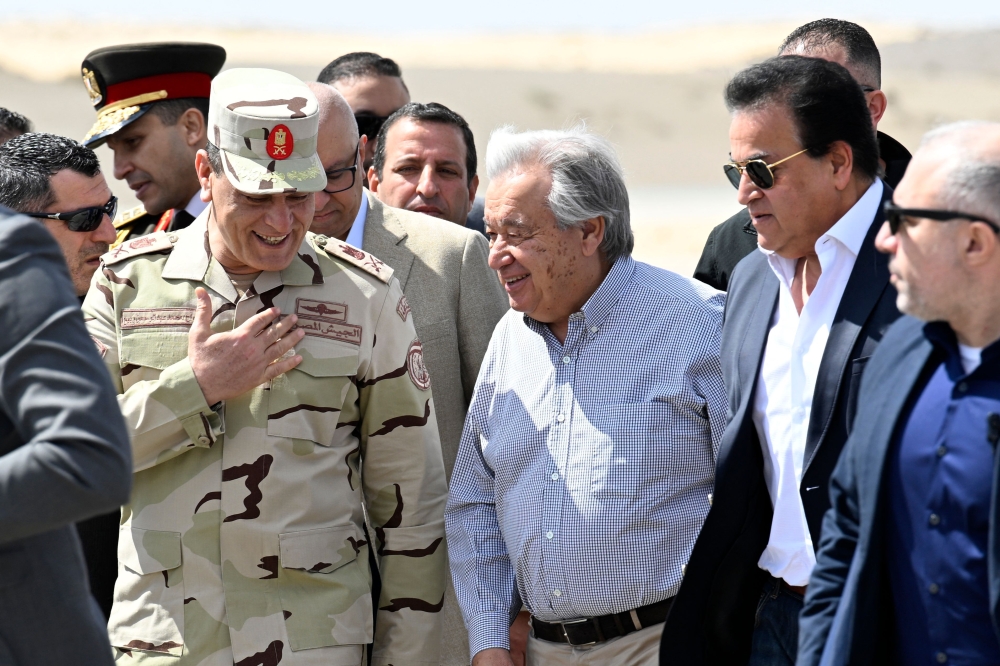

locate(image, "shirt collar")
[[522, 254, 636, 333], [924, 320, 1000, 380], [184, 191, 208, 219], [162, 206, 325, 303], [344, 191, 369, 250]]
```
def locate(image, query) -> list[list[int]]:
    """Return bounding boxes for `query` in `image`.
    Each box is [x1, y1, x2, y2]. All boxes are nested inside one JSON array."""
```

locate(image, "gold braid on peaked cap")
[[207, 68, 326, 195]]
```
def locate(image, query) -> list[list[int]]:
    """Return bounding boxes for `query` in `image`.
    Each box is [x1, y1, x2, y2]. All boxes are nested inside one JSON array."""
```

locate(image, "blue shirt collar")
[[344, 190, 369, 250], [923, 321, 1000, 380]]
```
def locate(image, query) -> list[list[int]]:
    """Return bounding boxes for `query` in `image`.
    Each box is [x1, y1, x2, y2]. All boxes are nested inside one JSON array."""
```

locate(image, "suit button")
[[929, 583, 940, 595], [168, 234, 179, 243], [197, 435, 211, 445], [929, 513, 941, 526], [937, 652, 948, 663]]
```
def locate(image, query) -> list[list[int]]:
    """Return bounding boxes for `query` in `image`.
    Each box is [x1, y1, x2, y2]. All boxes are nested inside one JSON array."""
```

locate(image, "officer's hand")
[[472, 648, 516, 666], [188, 287, 305, 406]]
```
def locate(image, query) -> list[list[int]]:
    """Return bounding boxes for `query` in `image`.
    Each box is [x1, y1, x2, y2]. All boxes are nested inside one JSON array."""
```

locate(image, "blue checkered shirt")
[[445, 255, 728, 657]]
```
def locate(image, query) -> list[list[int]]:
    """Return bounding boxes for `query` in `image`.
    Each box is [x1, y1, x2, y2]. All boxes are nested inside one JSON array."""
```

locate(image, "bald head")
[[308, 82, 367, 240]]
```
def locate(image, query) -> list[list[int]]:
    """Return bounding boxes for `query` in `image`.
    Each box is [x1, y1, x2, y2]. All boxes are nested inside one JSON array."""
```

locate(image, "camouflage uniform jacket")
[[83, 212, 448, 666]]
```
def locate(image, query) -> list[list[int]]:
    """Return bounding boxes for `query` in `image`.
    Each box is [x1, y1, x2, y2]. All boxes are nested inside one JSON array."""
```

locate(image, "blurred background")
[[3, 0, 999, 274]]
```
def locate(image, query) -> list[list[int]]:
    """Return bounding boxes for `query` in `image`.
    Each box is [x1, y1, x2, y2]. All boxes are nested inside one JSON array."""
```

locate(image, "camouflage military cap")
[[208, 68, 326, 194]]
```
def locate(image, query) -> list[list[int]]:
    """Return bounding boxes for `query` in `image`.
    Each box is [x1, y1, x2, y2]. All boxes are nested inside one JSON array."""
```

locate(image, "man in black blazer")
[[0, 208, 132, 665], [798, 122, 1000, 665], [660, 56, 901, 665], [694, 19, 911, 292]]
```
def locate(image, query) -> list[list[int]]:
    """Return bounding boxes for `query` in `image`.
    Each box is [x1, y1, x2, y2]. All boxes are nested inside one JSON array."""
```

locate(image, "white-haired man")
[[798, 122, 1000, 665], [444, 127, 728, 666]]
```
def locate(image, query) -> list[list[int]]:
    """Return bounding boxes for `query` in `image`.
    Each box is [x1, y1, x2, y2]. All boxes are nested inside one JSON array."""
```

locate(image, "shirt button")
[[957, 382, 968, 393], [553, 589, 562, 597], [551, 472, 559, 481], [556, 414, 565, 422], [708, 493, 713, 506], [546, 531, 554, 539], [937, 445, 948, 457], [590, 326, 598, 333], [562, 356, 571, 364], [167, 234, 179, 243], [929, 513, 941, 526], [937, 652, 948, 663], [197, 435, 210, 445], [929, 583, 940, 595]]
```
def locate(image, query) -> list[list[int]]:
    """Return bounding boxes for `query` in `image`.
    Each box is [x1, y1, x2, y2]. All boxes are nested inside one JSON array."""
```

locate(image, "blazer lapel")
[[803, 188, 892, 470], [362, 193, 415, 289], [739, 270, 779, 403]]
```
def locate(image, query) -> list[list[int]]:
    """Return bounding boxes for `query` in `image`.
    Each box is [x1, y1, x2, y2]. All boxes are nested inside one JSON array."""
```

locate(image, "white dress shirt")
[[345, 192, 368, 249], [752, 179, 883, 586], [184, 191, 207, 218]]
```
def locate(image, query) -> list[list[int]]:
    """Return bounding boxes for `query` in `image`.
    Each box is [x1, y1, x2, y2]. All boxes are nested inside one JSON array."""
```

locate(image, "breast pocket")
[[267, 339, 360, 446], [108, 527, 185, 655], [277, 525, 372, 650], [118, 329, 191, 387], [589, 403, 683, 498]]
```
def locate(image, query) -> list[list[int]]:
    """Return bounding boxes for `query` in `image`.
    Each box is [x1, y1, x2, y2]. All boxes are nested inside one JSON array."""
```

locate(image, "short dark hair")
[[725, 56, 880, 182], [147, 97, 210, 126], [0, 133, 101, 211], [779, 19, 881, 88], [317, 52, 408, 91], [205, 141, 223, 175], [372, 102, 477, 185], [0, 107, 32, 144]]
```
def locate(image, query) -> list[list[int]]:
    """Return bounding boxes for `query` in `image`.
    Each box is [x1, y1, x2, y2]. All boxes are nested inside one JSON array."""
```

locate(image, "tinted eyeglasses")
[[24, 195, 118, 232], [323, 141, 361, 194], [355, 113, 389, 142], [724, 149, 809, 190], [884, 200, 1000, 235]]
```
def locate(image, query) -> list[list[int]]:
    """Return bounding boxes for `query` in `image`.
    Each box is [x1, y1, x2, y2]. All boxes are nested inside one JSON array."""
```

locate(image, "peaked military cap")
[[80, 42, 226, 147]]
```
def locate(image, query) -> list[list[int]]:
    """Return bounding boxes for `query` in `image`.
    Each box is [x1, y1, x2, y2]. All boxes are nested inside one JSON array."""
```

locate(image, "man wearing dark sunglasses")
[[0, 133, 117, 297], [695, 19, 911, 292], [661, 55, 901, 666], [799, 121, 1000, 665], [317, 52, 411, 182]]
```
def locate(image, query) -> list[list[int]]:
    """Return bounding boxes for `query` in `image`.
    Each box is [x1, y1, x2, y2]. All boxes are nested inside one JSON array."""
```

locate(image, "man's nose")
[[263, 200, 296, 232], [488, 241, 512, 271], [93, 214, 119, 244], [416, 165, 439, 198], [736, 171, 761, 207], [112, 150, 131, 181], [874, 220, 897, 255]]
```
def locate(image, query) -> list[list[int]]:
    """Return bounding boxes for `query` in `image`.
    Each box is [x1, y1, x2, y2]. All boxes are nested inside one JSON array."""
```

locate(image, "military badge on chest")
[[294, 298, 362, 345]]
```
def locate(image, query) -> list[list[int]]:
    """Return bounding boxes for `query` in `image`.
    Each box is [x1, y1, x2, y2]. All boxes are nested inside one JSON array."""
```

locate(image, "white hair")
[[919, 121, 1000, 221], [485, 125, 633, 262]]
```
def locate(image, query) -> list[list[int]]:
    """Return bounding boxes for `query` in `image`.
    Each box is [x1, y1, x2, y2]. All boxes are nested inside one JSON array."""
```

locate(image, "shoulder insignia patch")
[[115, 204, 148, 228], [102, 231, 176, 265], [407, 339, 431, 391], [313, 236, 394, 284], [396, 294, 411, 322]]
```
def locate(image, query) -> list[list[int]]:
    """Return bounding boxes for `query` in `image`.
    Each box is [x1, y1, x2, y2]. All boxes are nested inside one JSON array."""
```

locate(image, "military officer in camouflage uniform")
[[84, 68, 448, 666]]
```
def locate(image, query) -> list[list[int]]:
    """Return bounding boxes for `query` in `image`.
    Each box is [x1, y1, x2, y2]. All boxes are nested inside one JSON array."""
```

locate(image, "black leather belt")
[[531, 597, 674, 647]]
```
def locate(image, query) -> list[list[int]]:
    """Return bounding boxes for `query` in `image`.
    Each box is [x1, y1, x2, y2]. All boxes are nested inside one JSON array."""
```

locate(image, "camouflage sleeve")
[[83, 266, 223, 473], [359, 276, 448, 666]]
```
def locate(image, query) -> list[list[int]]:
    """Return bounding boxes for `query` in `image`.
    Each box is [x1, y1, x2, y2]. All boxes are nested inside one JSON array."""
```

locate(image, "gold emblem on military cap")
[[81, 68, 103, 107]]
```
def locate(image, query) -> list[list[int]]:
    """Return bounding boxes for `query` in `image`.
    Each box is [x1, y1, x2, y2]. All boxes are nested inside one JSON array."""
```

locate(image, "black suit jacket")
[[660, 186, 901, 665], [795, 316, 939, 666], [0, 211, 132, 665], [694, 132, 911, 292]]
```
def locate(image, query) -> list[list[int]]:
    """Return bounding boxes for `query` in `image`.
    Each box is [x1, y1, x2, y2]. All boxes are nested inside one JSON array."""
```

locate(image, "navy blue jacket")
[[661, 186, 901, 664], [797, 315, 1000, 665]]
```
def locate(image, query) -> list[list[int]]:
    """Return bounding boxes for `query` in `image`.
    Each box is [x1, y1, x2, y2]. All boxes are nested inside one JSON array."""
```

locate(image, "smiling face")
[[42, 169, 117, 295], [107, 108, 204, 216], [730, 103, 848, 259], [197, 150, 313, 274], [485, 167, 607, 335], [369, 118, 478, 224]]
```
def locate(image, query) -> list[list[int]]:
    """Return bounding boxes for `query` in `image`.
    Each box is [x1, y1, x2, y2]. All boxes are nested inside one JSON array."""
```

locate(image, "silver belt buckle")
[[560, 618, 599, 647]]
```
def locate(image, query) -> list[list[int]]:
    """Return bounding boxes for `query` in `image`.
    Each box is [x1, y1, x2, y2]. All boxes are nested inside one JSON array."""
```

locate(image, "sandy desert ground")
[[2, 22, 999, 275]]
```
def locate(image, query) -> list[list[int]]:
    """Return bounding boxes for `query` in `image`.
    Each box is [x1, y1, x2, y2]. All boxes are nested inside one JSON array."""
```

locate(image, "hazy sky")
[[12, 0, 1000, 31]]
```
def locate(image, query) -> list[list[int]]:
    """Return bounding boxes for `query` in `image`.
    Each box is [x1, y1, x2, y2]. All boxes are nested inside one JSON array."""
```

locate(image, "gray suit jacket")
[[362, 192, 508, 475], [0, 211, 132, 665]]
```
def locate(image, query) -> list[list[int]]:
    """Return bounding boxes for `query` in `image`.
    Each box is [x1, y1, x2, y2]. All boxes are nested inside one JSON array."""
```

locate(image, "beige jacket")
[[363, 192, 508, 476]]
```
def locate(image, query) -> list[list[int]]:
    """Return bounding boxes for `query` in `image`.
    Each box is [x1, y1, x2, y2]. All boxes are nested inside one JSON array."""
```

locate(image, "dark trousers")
[[748, 575, 804, 666]]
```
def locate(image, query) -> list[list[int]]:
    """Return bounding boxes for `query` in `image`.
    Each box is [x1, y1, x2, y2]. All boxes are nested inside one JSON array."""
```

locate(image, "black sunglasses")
[[24, 195, 118, 232], [884, 201, 1000, 235], [323, 141, 361, 194], [724, 149, 809, 190], [355, 113, 390, 141]]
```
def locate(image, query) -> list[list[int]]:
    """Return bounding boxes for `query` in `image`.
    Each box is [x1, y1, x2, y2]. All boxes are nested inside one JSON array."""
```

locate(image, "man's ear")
[[469, 174, 480, 202], [367, 165, 380, 193], [180, 108, 207, 148], [194, 150, 214, 203], [580, 216, 606, 258], [867, 90, 888, 128], [829, 140, 856, 191], [965, 221, 998, 269]]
